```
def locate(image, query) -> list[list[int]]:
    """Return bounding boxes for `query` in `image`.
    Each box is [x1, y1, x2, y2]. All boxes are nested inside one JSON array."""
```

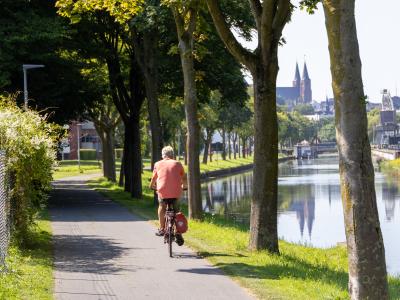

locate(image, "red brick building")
[[62, 121, 101, 160]]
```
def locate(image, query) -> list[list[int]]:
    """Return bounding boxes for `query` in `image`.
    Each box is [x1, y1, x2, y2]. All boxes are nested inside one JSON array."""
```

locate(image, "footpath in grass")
[[88, 174, 400, 300], [0, 212, 53, 300]]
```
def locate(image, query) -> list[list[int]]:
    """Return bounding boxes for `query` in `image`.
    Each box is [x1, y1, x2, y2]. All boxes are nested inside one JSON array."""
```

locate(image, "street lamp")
[[22, 64, 45, 109]]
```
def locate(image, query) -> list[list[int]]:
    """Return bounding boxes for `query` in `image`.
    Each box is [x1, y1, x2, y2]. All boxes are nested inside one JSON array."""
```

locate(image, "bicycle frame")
[[164, 199, 176, 257]]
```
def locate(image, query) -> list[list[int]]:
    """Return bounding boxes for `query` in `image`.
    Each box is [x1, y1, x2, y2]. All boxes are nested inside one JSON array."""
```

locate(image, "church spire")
[[293, 62, 301, 88], [302, 62, 310, 80], [300, 61, 312, 103]]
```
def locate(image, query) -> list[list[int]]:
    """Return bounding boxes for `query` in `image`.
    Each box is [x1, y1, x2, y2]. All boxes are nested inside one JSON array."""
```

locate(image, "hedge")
[[0, 95, 57, 241], [80, 149, 97, 160]]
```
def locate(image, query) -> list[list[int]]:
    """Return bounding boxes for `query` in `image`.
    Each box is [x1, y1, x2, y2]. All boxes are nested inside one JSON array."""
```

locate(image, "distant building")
[[312, 97, 335, 116], [277, 62, 312, 108], [392, 96, 400, 110], [366, 102, 381, 112], [61, 121, 102, 160], [373, 89, 400, 145]]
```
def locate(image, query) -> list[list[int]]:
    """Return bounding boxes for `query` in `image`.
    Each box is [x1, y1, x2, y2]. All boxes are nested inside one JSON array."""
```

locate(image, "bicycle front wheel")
[[168, 230, 172, 257], [168, 227, 173, 257]]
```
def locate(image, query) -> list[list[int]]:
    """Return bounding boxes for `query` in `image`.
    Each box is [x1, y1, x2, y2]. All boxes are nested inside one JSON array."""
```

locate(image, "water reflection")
[[185, 156, 400, 275], [382, 184, 397, 221], [283, 185, 315, 238]]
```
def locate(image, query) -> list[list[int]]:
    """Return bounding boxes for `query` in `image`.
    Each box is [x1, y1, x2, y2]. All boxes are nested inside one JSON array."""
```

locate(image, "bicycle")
[[163, 198, 177, 258], [150, 185, 186, 258]]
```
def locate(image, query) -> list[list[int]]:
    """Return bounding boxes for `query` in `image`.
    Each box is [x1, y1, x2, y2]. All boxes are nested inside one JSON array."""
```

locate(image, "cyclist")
[[149, 146, 187, 243]]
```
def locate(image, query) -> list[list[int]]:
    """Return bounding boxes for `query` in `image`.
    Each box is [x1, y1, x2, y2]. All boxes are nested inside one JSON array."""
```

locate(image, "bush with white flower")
[[0, 95, 57, 241]]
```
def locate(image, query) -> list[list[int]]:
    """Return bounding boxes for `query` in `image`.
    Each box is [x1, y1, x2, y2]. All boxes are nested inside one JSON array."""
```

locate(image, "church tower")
[[300, 62, 312, 103], [293, 62, 301, 91]]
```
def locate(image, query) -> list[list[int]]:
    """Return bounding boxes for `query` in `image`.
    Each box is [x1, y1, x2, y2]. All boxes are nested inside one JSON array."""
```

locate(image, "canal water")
[[192, 156, 400, 276]]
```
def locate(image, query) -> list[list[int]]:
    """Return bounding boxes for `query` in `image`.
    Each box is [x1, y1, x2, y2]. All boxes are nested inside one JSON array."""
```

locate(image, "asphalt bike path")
[[50, 175, 254, 300]]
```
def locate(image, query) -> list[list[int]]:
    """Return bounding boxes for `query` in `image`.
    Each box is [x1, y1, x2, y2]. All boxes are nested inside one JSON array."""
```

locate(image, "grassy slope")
[[88, 175, 400, 300], [0, 212, 53, 300]]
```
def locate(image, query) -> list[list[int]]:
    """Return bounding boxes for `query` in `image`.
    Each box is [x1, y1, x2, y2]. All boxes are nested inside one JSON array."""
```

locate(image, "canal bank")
[[89, 168, 400, 300], [195, 156, 400, 277], [372, 148, 400, 161], [200, 156, 294, 181]]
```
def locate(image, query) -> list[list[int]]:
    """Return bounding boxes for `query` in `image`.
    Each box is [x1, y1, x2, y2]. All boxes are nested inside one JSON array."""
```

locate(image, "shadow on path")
[[53, 235, 135, 274], [50, 181, 144, 223]]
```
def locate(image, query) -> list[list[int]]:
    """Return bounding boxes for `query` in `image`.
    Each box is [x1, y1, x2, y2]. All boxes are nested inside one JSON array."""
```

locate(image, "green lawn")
[[52, 159, 103, 179], [0, 212, 53, 300], [89, 175, 400, 300], [196, 156, 254, 173], [52, 156, 255, 180]]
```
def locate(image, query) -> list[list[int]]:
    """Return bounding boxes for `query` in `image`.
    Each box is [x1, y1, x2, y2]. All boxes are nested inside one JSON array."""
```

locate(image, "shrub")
[[0, 95, 57, 241], [80, 149, 96, 160]]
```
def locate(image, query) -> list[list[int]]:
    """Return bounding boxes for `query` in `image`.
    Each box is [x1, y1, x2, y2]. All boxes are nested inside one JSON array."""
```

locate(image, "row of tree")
[[0, 0, 389, 298]]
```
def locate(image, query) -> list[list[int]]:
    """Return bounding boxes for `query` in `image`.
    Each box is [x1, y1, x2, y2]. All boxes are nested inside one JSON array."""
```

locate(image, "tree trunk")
[[145, 76, 163, 167], [323, 1, 388, 298], [233, 133, 237, 159], [184, 133, 188, 165], [222, 129, 226, 160], [228, 132, 232, 159], [121, 114, 142, 198], [130, 112, 142, 199], [242, 136, 246, 158], [119, 152, 124, 187], [238, 133, 241, 158], [249, 61, 279, 253], [178, 36, 202, 220], [128, 58, 145, 199], [172, 130, 177, 159], [205, 0, 292, 254], [202, 140, 209, 164], [97, 126, 116, 182], [202, 129, 212, 164], [123, 123, 133, 193], [209, 141, 213, 162], [132, 30, 163, 169]]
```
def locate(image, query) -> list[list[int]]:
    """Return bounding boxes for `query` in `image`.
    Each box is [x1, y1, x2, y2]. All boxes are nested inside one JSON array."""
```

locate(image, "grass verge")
[[53, 160, 102, 180], [52, 156, 255, 180], [89, 176, 400, 300], [189, 156, 254, 173], [0, 211, 53, 300]]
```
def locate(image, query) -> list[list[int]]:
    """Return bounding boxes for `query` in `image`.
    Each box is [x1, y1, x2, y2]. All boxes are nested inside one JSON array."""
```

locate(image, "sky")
[[240, 1, 400, 103]]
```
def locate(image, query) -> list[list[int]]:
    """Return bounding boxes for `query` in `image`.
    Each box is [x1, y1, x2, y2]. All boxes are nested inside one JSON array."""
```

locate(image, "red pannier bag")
[[175, 212, 188, 233]]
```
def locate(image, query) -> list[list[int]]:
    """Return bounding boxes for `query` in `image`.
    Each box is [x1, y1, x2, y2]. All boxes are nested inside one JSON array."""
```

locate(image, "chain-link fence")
[[0, 150, 11, 271]]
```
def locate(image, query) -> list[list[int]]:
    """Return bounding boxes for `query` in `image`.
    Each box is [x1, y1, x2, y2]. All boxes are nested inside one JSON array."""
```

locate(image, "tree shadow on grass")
[[200, 251, 248, 258], [202, 214, 249, 233], [178, 252, 348, 291]]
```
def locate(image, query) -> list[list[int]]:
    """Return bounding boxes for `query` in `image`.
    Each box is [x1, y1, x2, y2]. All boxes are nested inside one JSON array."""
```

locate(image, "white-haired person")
[[149, 146, 187, 244]]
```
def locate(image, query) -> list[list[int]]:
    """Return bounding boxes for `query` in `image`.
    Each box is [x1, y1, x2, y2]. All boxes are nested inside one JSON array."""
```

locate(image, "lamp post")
[[22, 64, 45, 109]]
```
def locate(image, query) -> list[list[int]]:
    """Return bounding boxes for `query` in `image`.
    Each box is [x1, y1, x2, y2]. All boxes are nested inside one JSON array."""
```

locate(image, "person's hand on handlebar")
[[149, 177, 157, 191]]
